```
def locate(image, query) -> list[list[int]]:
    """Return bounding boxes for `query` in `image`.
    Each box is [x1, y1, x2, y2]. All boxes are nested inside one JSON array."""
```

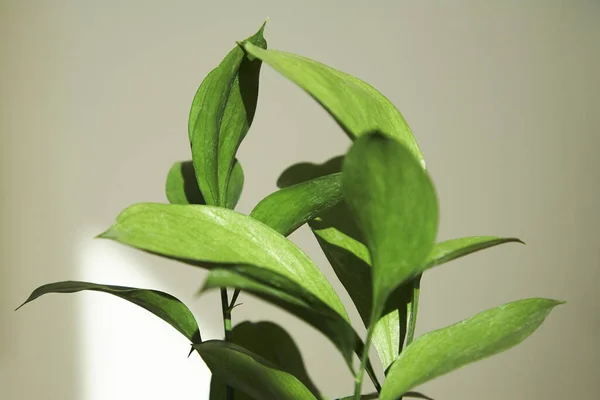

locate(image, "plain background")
[[1, 1, 598, 399]]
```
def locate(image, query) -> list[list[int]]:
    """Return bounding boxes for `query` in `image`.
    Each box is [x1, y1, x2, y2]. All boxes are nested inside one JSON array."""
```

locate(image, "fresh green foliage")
[[18, 22, 563, 400]]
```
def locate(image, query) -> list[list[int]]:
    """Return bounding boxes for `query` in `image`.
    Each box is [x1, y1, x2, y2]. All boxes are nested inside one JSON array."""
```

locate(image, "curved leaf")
[[189, 23, 266, 207], [251, 173, 343, 236], [380, 298, 563, 399], [17, 281, 201, 343], [427, 236, 524, 269], [195, 340, 316, 400], [98, 203, 347, 320], [241, 43, 424, 166], [277, 156, 344, 189], [337, 392, 433, 400], [343, 132, 438, 317], [225, 158, 244, 209], [165, 160, 205, 205], [210, 321, 320, 399]]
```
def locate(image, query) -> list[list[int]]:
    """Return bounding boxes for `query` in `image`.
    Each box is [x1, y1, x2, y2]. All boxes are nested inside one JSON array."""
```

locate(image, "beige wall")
[[1, 1, 598, 399]]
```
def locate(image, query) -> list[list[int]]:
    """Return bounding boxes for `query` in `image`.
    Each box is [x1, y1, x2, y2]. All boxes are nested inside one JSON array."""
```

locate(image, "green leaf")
[[195, 340, 317, 400], [276, 159, 407, 370], [426, 236, 524, 269], [337, 392, 433, 400], [165, 160, 205, 205], [343, 132, 438, 318], [189, 23, 267, 207], [251, 173, 343, 236], [17, 281, 201, 343], [225, 158, 244, 209], [210, 321, 320, 399], [200, 265, 358, 370], [241, 43, 424, 167], [380, 298, 564, 400], [277, 156, 343, 189], [99, 203, 348, 321]]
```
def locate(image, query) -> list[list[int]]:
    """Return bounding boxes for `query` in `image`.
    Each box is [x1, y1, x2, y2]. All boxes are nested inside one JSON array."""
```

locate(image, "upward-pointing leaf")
[[251, 173, 343, 236], [343, 132, 438, 318], [98, 203, 348, 320], [241, 43, 424, 166], [196, 340, 317, 400], [380, 298, 563, 400], [189, 24, 266, 208], [17, 281, 201, 343]]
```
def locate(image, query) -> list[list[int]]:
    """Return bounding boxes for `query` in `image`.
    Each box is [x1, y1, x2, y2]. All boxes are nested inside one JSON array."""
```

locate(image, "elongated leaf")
[[195, 340, 316, 400], [165, 160, 205, 205], [251, 173, 343, 236], [427, 236, 524, 268], [242, 43, 424, 166], [225, 158, 244, 209], [189, 24, 266, 207], [99, 203, 347, 320], [380, 298, 563, 400], [337, 392, 433, 400], [343, 132, 438, 317], [277, 159, 407, 370], [17, 281, 201, 343], [200, 265, 358, 369], [210, 321, 320, 399]]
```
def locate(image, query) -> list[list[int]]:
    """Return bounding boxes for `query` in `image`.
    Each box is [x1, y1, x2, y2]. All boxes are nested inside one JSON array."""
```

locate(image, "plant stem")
[[220, 288, 234, 400], [405, 276, 422, 346], [353, 323, 376, 400]]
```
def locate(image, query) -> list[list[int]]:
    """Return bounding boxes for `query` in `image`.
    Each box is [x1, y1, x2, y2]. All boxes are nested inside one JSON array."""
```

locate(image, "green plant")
[[18, 22, 563, 400]]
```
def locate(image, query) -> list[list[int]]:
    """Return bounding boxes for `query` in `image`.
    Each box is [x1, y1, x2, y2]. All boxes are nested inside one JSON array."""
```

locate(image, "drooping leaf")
[[195, 340, 317, 400], [200, 265, 362, 372], [379, 298, 564, 400], [241, 43, 425, 166], [189, 23, 267, 208], [17, 281, 201, 343], [343, 132, 438, 319], [98, 203, 348, 320], [165, 160, 205, 205], [225, 158, 244, 209], [426, 236, 524, 269], [251, 173, 343, 236], [210, 321, 320, 399]]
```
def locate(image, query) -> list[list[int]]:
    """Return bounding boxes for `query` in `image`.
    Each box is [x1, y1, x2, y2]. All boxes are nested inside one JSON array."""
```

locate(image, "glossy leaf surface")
[[17, 281, 201, 343], [196, 340, 316, 400], [426, 236, 524, 269], [189, 24, 266, 207], [380, 298, 563, 400], [242, 43, 424, 166], [99, 203, 347, 319]]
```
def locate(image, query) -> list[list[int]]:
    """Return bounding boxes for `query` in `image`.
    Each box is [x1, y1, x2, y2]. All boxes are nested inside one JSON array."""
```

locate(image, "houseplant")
[[18, 22, 562, 400]]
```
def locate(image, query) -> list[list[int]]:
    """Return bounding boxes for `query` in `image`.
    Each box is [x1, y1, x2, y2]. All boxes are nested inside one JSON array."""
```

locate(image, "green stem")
[[405, 276, 421, 346], [220, 288, 234, 400], [353, 322, 377, 400]]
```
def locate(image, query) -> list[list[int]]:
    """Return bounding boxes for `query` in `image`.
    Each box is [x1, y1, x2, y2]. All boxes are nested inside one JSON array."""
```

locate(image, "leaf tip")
[[95, 227, 117, 240]]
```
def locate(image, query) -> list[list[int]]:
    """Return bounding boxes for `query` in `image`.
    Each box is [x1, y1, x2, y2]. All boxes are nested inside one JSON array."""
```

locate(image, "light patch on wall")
[[77, 233, 211, 400]]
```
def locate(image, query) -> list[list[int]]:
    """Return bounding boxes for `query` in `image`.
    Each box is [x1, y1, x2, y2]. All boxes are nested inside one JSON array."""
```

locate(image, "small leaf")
[[189, 23, 267, 207], [99, 203, 348, 320], [210, 321, 320, 399], [195, 340, 317, 400], [165, 160, 205, 205], [225, 158, 244, 209], [241, 43, 425, 166], [251, 173, 343, 236], [380, 298, 564, 400], [343, 132, 438, 318], [426, 236, 524, 269], [17, 281, 201, 343], [277, 156, 343, 188]]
